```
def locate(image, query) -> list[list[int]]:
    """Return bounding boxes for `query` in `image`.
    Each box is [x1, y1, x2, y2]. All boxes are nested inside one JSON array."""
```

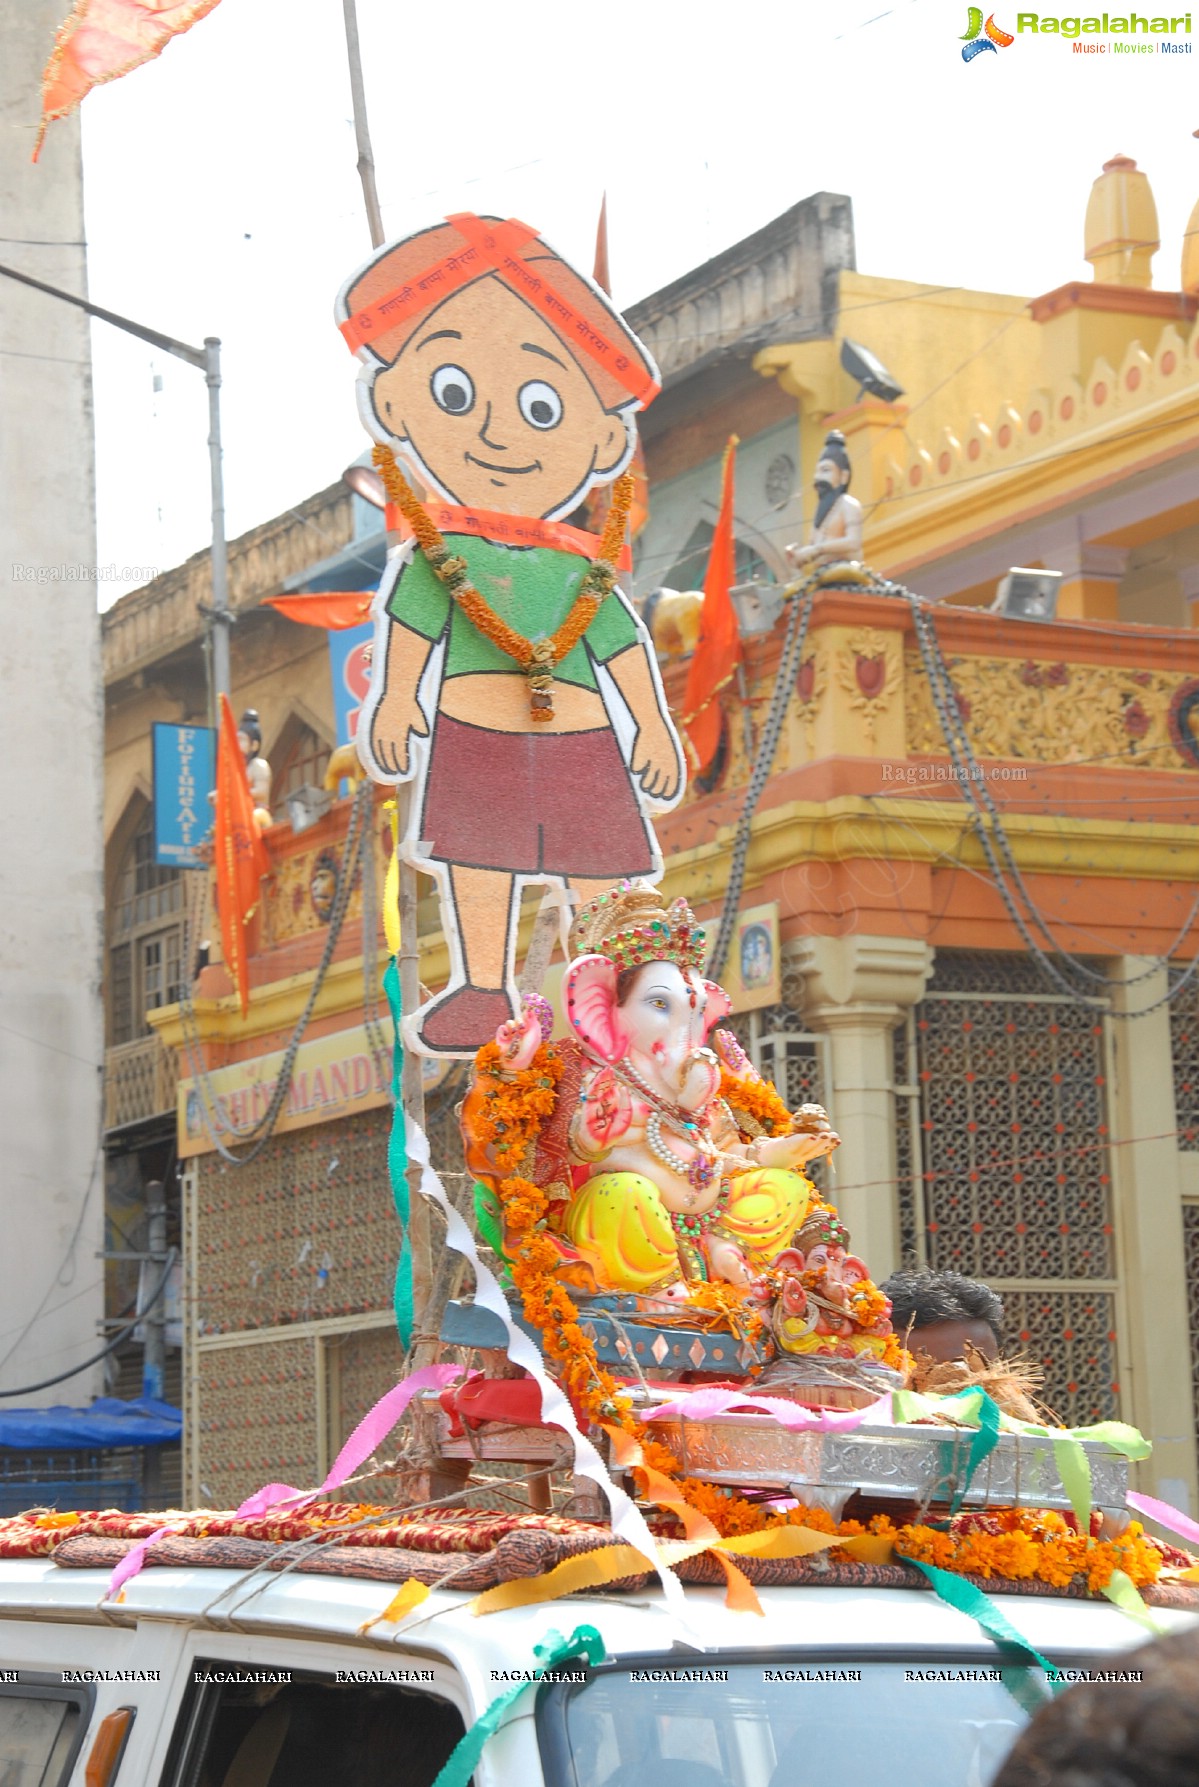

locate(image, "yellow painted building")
[[103, 163, 1199, 1516]]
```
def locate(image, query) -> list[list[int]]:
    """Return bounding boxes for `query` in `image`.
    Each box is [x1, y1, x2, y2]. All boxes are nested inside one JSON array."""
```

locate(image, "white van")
[[2, 1552, 1192, 1787]]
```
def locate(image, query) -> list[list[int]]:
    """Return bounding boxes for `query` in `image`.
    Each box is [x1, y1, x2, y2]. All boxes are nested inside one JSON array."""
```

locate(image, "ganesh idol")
[[462, 883, 893, 1364]]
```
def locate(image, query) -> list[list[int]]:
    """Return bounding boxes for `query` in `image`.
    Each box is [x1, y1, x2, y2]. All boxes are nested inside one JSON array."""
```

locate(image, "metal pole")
[[342, 0, 385, 250], [142, 1180, 167, 1504], [205, 339, 231, 703], [340, 0, 433, 1351]]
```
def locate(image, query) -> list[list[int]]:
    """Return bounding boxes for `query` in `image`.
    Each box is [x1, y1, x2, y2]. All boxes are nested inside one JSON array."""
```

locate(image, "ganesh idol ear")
[[564, 955, 630, 1065], [701, 979, 733, 1040]]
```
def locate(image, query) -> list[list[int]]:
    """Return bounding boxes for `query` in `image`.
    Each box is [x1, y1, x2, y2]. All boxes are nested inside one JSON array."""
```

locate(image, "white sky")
[[74, 0, 1199, 606]]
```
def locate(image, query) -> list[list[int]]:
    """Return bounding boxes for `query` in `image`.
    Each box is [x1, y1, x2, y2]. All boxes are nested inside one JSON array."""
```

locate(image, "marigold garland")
[[652, 1492, 1168, 1590], [373, 444, 633, 722], [475, 1044, 902, 1517], [719, 1067, 794, 1138]]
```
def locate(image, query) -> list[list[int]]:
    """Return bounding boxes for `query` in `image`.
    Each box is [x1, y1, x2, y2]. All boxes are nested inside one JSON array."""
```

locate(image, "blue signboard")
[[328, 620, 374, 747], [152, 723, 215, 868]]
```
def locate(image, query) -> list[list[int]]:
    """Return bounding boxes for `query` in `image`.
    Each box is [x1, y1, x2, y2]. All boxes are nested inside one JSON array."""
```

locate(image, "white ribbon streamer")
[[404, 1114, 689, 1623]]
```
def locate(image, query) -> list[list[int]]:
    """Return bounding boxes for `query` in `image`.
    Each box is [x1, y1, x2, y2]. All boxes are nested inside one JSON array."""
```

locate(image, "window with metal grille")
[[727, 1004, 829, 1193], [1170, 983, 1199, 1149], [1184, 1203, 1199, 1458], [107, 809, 183, 1044], [270, 720, 333, 824], [894, 950, 1120, 1428]]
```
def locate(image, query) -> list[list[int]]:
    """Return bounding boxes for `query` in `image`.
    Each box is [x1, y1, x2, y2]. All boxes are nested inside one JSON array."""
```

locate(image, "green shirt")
[[385, 535, 640, 692]]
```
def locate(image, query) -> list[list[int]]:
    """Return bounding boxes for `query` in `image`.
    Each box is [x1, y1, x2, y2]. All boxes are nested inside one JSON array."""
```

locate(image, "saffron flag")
[[35, 0, 223, 162], [682, 436, 742, 776], [214, 694, 269, 1018], [581, 193, 650, 540], [263, 591, 374, 631]]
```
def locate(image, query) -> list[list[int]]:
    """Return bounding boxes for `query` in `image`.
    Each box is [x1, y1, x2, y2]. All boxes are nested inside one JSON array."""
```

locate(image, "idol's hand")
[[758, 1128, 841, 1170]]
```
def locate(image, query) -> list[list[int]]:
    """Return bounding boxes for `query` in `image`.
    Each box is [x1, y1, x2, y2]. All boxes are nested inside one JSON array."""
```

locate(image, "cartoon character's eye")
[[518, 379, 564, 430], [430, 364, 475, 415]]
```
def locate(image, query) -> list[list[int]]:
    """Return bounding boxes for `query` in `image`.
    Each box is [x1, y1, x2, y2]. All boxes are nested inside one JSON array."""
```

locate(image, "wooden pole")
[[341, 0, 434, 1354]]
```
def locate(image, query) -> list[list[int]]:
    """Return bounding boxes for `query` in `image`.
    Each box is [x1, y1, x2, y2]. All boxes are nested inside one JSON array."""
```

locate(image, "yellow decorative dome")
[[1084, 154, 1159, 288]]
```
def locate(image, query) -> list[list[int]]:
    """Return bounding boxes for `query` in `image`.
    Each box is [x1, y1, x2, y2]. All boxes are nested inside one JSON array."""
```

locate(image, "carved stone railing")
[[627, 193, 854, 382], [101, 483, 354, 688], [104, 1034, 180, 1130], [658, 588, 1199, 803]]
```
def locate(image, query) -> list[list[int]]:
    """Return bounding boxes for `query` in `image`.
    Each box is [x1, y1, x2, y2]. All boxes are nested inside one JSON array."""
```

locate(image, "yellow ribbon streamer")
[[359, 1577, 430, 1634], [382, 798, 402, 955], [471, 1523, 896, 1618]]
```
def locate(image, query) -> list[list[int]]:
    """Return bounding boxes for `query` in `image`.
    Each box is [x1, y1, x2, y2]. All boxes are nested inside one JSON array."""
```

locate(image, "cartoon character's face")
[[371, 279, 630, 518]]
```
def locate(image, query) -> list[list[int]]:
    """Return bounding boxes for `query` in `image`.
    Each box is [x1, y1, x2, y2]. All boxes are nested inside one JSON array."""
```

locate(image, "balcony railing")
[[104, 1034, 179, 1131]]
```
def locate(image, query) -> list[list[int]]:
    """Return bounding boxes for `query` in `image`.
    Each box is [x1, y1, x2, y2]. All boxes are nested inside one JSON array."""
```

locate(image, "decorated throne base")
[[440, 1293, 894, 1408], [636, 1409, 1131, 1524]]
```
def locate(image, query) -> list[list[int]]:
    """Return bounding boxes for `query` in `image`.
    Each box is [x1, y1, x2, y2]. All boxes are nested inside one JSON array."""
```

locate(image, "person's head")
[[880, 1267, 1004, 1364], [991, 1626, 1199, 1787], [338, 215, 659, 520], [813, 429, 852, 497], [237, 708, 262, 757]]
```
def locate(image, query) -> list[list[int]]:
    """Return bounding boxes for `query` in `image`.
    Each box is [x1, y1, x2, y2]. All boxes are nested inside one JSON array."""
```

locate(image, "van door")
[[149, 1634, 479, 1787], [0, 1614, 188, 1786]]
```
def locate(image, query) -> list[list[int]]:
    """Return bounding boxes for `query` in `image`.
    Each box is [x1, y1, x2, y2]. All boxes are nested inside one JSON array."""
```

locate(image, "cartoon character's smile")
[[465, 452, 542, 476]]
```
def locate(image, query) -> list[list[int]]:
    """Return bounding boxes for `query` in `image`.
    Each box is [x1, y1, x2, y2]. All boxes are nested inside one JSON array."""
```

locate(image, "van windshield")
[[540, 1660, 1044, 1787]]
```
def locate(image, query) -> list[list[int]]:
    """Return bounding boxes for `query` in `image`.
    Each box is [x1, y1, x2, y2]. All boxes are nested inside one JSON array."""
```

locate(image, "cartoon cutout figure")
[[337, 214, 685, 1056]]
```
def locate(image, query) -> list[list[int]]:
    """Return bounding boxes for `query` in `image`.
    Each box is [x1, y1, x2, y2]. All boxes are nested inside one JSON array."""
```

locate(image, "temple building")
[[102, 160, 1199, 1516]]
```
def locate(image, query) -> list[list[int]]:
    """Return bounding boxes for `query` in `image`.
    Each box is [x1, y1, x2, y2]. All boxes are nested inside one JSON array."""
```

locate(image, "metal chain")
[[889, 578, 1199, 1018], [704, 564, 1199, 1019], [357, 787, 396, 1102], [178, 778, 374, 1163], [705, 572, 820, 980]]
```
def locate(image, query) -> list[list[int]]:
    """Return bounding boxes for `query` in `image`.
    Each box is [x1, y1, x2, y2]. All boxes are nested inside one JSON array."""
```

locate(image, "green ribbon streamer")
[[383, 957, 414, 1349], [903, 1557, 1060, 1688], [1052, 1435, 1092, 1528], [891, 1390, 1152, 1530], [892, 1388, 1001, 1518], [1102, 1566, 1166, 1636], [473, 1180, 512, 1285], [431, 1625, 606, 1787]]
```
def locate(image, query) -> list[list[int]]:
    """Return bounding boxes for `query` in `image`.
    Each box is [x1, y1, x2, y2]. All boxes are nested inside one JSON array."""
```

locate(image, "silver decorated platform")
[[644, 1414, 1129, 1518]]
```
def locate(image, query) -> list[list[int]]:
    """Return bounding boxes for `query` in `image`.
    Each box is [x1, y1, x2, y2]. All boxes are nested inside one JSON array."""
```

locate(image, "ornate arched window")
[[270, 718, 333, 824], [107, 807, 184, 1045]]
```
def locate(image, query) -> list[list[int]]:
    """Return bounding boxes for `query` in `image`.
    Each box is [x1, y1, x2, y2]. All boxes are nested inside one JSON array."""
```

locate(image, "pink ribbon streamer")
[[106, 1523, 176, 1601], [104, 1362, 462, 1601], [1127, 1489, 1199, 1548], [235, 1362, 462, 1517], [641, 1387, 892, 1431]]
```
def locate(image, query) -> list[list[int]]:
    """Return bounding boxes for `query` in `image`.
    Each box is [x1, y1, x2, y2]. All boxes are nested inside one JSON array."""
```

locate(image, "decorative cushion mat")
[[42, 1530, 1199, 1609], [0, 1506, 601, 1560]]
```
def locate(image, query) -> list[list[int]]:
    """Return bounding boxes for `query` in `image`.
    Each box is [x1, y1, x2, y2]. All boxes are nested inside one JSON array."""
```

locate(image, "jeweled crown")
[[569, 881, 707, 974]]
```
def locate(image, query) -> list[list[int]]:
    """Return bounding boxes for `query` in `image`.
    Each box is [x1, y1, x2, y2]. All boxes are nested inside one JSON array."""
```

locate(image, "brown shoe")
[[416, 985, 517, 1054]]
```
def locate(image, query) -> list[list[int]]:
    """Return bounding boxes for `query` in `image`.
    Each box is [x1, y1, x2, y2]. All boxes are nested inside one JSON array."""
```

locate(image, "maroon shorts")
[[419, 713, 656, 877]]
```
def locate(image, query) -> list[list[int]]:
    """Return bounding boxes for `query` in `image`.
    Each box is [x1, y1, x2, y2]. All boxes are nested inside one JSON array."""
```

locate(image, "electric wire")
[[0, 1249, 178, 1400], [177, 777, 374, 1164]]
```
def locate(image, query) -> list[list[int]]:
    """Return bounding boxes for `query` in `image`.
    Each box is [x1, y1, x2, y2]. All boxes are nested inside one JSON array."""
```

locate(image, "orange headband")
[[339, 214, 659, 409]]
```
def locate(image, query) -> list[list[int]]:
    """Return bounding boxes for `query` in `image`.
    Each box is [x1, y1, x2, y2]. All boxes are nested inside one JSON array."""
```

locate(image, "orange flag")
[[682, 436, 742, 776], [35, 0, 223, 162], [263, 591, 374, 631], [583, 193, 650, 539], [215, 695, 269, 1018]]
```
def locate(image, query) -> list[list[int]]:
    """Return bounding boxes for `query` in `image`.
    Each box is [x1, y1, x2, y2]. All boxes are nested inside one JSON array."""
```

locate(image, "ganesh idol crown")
[[462, 881, 902, 1401]]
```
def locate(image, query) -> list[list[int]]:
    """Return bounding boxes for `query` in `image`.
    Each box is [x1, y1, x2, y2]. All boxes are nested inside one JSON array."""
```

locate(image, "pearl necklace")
[[644, 1110, 720, 1196]]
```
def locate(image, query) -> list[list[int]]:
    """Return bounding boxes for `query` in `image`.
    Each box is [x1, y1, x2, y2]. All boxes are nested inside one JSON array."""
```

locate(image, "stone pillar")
[[1057, 545, 1128, 623], [1108, 959, 1199, 1513], [789, 934, 934, 1282]]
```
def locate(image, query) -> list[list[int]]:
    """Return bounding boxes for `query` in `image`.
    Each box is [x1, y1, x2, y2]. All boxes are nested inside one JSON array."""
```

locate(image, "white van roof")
[[3, 1556, 1191, 1679]]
